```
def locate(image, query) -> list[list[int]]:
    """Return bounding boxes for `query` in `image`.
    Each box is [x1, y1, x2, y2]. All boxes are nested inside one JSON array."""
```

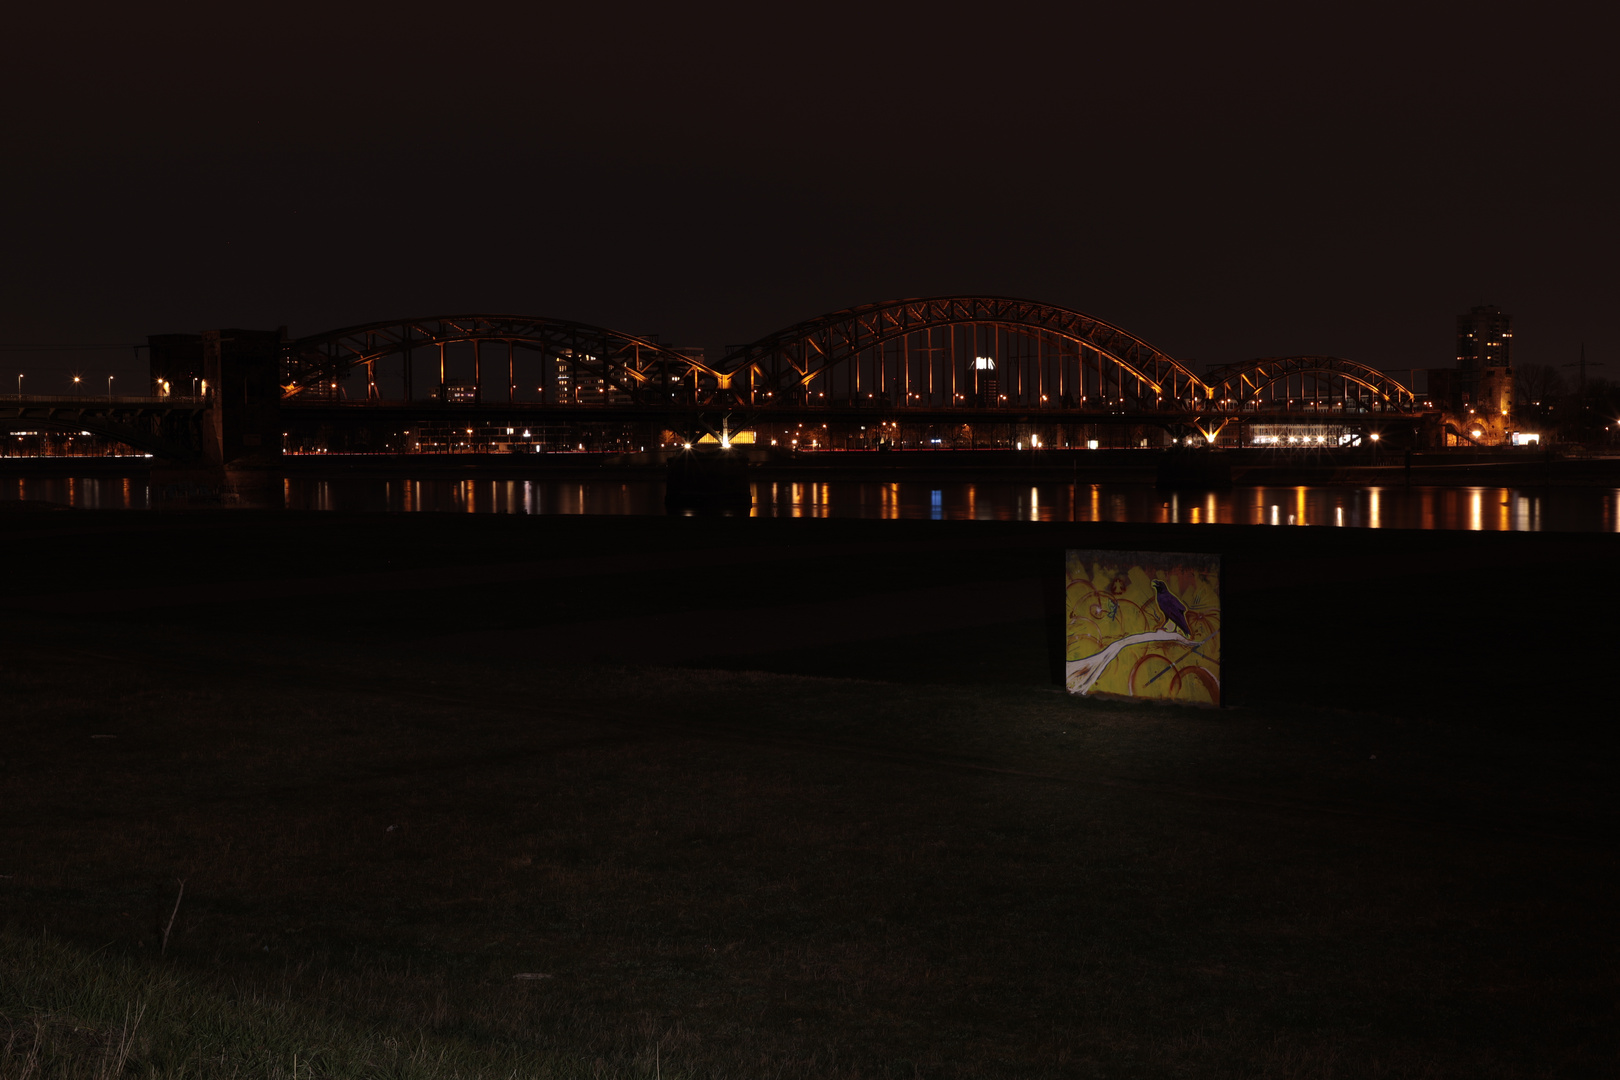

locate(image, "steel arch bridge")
[[1206, 356, 1419, 413], [722, 296, 1211, 410], [274, 300, 1424, 418], [250, 300, 1434, 458], [1, 304, 1432, 464], [282, 314, 724, 405]]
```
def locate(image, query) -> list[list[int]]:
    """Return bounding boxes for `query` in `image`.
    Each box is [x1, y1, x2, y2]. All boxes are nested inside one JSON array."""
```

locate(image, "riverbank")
[[1, 512, 1613, 1077], [1, 510, 1615, 724]]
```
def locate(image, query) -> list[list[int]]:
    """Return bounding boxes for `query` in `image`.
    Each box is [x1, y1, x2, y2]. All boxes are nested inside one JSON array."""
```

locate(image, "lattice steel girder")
[[280, 315, 722, 400], [721, 296, 1212, 404], [0, 400, 206, 458], [1204, 356, 1419, 411]]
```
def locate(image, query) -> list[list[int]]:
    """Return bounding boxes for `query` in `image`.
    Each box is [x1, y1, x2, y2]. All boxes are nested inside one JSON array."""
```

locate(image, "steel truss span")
[[724, 296, 1210, 411], [1206, 356, 1419, 413], [0, 396, 205, 458], [282, 315, 721, 405], [278, 302, 1421, 418]]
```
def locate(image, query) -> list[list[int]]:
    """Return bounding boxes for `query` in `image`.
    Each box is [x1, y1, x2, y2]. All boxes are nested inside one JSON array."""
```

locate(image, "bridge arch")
[[1205, 356, 1417, 412], [721, 296, 1211, 410], [282, 314, 721, 405]]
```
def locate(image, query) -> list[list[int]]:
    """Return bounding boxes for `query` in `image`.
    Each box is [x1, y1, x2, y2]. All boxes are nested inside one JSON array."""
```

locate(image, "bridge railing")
[[2, 393, 206, 406]]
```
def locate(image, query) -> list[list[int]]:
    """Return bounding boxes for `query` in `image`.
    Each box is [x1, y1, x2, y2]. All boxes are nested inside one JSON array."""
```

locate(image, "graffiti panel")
[[1065, 550, 1221, 706]]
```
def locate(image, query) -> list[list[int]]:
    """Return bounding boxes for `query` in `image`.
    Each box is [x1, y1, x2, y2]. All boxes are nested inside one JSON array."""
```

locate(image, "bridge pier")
[[202, 328, 283, 467], [143, 329, 287, 508]]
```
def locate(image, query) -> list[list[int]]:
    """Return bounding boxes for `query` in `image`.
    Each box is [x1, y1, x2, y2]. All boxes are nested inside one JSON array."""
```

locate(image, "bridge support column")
[[146, 327, 288, 508], [201, 328, 283, 467]]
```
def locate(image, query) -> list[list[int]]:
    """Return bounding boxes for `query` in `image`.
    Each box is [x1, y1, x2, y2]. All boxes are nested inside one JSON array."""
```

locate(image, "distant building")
[[1430, 304, 1513, 442], [1457, 304, 1513, 413], [1457, 304, 1512, 374]]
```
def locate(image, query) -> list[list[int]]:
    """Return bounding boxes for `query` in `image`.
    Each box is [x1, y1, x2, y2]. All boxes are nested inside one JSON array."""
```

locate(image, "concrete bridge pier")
[[150, 328, 286, 508], [201, 328, 283, 467]]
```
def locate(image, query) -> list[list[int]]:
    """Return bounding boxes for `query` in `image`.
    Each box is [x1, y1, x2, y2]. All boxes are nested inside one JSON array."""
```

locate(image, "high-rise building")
[[1457, 304, 1512, 380], [1449, 304, 1513, 438]]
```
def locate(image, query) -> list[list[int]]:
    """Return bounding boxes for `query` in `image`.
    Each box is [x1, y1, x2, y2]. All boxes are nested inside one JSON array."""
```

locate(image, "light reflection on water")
[[748, 481, 1619, 532], [4, 475, 1620, 532], [4, 475, 145, 510]]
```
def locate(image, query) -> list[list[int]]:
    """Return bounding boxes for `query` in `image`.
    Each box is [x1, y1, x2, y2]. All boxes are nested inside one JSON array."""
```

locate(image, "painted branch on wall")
[[1066, 630, 1210, 696]]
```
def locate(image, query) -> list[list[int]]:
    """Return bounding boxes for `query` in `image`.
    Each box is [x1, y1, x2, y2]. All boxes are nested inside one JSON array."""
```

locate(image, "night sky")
[[4, 3, 1615, 386]]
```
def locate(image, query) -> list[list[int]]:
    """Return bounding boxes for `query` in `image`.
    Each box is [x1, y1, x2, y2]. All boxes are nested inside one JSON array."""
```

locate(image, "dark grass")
[[1, 511, 1616, 1077]]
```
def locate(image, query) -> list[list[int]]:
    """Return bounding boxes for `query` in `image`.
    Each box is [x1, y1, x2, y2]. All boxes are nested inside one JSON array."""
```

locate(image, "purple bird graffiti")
[[1150, 579, 1194, 637]]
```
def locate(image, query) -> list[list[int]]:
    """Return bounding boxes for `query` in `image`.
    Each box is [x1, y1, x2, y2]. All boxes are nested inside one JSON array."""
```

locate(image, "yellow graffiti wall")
[[1065, 550, 1222, 706]]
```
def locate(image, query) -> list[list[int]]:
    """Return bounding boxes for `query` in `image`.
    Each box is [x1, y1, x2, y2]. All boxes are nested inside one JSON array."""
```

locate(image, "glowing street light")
[[16, 374, 22, 395], [107, 375, 114, 401]]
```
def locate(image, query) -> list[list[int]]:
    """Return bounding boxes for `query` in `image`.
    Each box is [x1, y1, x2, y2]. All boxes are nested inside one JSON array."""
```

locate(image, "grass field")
[[1, 511, 1615, 1077]]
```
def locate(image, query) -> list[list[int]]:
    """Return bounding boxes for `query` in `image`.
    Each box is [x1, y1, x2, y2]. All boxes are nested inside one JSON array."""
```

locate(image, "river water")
[[4, 474, 1620, 531]]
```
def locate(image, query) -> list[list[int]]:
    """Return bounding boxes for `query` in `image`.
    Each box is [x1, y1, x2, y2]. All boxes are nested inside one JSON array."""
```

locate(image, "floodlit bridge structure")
[[1205, 356, 1418, 414], [275, 298, 1426, 453], [3, 298, 1431, 461], [282, 298, 1222, 413]]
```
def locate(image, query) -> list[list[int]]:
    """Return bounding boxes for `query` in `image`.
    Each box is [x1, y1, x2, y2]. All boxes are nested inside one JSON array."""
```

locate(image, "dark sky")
[[4, 2, 1615, 386]]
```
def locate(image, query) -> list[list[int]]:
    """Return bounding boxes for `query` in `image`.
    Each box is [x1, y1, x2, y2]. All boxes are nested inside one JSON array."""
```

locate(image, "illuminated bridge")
[[5, 298, 1431, 462]]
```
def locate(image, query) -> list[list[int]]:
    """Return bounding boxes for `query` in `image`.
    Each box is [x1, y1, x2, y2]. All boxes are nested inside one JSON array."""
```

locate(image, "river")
[[4, 474, 1619, 531]]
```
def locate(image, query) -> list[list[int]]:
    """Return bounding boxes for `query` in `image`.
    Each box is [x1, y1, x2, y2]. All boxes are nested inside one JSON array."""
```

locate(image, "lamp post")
[[107, 375, 114, 402], [73, 376, 81, 394], [16, 374, 22, 396]]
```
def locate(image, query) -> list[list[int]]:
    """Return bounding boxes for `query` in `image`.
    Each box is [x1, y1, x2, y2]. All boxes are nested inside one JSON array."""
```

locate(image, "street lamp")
[[16, 374, 22, 396], [107, 375, 114, 401], [73, 376, 81, 393]]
